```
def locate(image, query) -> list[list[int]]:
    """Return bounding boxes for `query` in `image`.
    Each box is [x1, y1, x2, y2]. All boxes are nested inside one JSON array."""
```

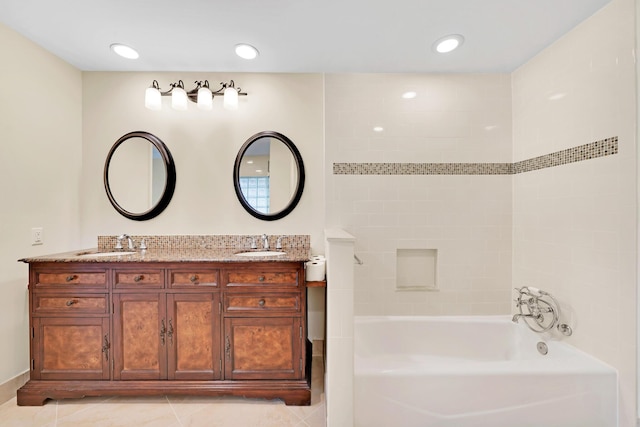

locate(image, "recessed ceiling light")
[[373, 126, 384, 132], [110, 43, 139, 59], [402, 91, 417, 99], [235, 44, 259, 60], [433, 34, 464, 54]]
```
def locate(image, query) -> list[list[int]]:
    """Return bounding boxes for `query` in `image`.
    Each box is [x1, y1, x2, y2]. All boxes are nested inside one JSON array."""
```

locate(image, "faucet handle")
[[115, 234, 127, 249], [250, 236, 258, 249], [276, 236, 285, 250], [139, 239, 147, 250]]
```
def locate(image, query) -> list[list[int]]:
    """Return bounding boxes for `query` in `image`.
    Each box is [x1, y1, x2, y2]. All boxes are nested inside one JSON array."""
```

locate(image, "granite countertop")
[[19, 247, 311, 263]]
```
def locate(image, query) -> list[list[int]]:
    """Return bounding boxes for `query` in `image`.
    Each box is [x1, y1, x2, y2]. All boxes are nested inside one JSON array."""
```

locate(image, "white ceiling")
[[0, 0, 611, 73]]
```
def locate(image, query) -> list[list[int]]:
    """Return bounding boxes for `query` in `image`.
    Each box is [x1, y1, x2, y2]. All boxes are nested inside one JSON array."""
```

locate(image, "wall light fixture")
[[145, 80, 247, 111]]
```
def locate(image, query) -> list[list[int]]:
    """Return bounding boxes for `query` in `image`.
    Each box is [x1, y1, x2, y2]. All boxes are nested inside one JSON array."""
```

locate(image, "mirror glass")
[[234, 131, 305, 221], [104, 131, 176, 221]]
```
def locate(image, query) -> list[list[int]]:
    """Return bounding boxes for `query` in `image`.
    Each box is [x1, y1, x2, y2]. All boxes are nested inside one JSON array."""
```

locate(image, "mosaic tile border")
[[512, 137, 617, 173], [333, 136, 618, 176], [98, 234, 310, 250]]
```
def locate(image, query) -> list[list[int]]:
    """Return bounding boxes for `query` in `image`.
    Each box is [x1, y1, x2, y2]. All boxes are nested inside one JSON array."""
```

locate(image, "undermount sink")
[[75, 251, 137, 257], [235, 251, 287, 257]]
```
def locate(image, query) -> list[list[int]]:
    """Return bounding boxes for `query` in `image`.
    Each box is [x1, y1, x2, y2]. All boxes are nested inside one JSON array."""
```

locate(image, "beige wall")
[[80, 72, 326, 339], [0, 23, 83, 384], [512, 0, 637, 424], [80, 72, 324, 249]]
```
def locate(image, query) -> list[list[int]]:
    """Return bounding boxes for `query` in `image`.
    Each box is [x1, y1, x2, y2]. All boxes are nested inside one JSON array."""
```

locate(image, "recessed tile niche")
[[396, 249, 438, 291]]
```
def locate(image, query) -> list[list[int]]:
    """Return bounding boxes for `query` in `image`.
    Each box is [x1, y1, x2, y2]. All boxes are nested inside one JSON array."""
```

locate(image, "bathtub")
[[354, 316, 617, 427]]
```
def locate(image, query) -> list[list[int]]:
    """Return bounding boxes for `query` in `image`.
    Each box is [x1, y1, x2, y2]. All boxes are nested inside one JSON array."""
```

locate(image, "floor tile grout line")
[[165, 395, 184, 427]]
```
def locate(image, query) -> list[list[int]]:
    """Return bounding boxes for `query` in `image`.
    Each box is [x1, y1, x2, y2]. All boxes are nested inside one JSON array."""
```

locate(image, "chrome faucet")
[[115, 234, 135, 250], [512, 313, 542, 323], [261, 234, 269, 250]]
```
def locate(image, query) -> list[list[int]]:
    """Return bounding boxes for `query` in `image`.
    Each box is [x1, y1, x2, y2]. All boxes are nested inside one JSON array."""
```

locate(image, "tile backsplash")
[[98, 234, 310, 250]]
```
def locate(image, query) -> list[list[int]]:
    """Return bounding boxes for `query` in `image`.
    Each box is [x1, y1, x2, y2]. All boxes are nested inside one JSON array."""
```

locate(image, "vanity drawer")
[[34, 271, 107, 289], [33, 294, 108, 315], [224, 270, 299, 288], [169, 270, 219, 288], [224, 293, 301, 314], [114, 270, 164, 289]]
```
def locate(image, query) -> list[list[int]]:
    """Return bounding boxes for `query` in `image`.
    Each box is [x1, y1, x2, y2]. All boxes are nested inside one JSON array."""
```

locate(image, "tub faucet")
[[261, 234, 269, 250], [116, 234, 135, 250]]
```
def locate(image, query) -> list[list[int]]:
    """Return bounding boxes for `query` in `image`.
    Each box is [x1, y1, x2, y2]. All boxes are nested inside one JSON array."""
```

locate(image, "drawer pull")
[[65, 275, 77, 282], [134, 275, 144, 282], [190, 275, 198, 283], [258, 276, 265, 282], [258, 299, 266, 307], [65, 299, 78, 306]]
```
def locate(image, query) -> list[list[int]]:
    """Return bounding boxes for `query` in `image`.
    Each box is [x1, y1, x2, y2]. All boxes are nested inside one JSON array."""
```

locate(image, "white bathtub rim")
[[354, 314, 618, 375]]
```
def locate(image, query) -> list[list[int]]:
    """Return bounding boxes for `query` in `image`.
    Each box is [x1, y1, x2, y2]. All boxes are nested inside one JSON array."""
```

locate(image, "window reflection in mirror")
[[234, 131, 304, 221], [238, 136, 299, 214]]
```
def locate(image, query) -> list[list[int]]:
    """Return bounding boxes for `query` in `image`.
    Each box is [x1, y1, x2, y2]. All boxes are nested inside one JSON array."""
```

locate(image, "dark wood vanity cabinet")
[[28, 265, 110, 382], [112, 291, 221, 381], [18, 261, 310, 406]]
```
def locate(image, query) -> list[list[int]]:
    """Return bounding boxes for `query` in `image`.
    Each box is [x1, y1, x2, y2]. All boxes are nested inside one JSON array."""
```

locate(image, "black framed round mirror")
[[233, 131, 305, 221], [104, 131, 176, 221]]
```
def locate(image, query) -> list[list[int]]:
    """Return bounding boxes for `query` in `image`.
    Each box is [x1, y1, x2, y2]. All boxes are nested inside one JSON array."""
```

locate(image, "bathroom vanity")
[[17, 242, 312, 406]]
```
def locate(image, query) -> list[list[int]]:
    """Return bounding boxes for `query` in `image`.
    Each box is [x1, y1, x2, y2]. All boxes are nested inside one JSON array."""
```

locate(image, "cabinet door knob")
[[258, 299, 266, 307], [190, 275, 198, 283], [65, 275, 76, 282], [65, 299, 78, 306], [134, 275, 143, 282], [258, 276, 265, 282]]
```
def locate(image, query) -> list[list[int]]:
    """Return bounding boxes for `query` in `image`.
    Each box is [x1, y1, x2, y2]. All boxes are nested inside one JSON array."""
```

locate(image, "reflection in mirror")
[[234, 131, 304, 221], [104, 131, 176, 221], [107, 139, 167, 212]]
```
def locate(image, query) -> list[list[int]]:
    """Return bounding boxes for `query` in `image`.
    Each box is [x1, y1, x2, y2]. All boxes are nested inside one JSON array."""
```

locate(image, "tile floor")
[[0, 356, 325, 427]]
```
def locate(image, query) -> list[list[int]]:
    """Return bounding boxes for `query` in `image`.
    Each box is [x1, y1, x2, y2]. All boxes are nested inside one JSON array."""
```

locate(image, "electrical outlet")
[[31, 227, 43, 246]]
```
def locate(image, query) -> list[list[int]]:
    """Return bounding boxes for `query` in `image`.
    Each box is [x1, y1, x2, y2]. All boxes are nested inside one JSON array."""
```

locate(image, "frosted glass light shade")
[[197, 86, 213, 110], [172, 87, 188, 110], [223, 87, 238, 110], [145, 86, 162, 110]]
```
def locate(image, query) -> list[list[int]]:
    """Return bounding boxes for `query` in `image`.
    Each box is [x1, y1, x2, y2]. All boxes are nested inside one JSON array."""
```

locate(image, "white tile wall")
[[325, 74, 513, 316], [512, 0, 636, 424]]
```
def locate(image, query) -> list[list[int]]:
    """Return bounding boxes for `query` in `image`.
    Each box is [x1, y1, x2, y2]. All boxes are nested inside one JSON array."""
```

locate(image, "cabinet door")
[[32, 317, 110, 380], [224, 317, 302, 380], [167, 293, 221, 380], [113, 293, 167, 380]]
